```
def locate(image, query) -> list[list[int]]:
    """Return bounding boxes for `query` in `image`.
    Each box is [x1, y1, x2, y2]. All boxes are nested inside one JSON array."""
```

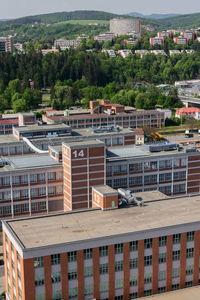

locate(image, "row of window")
[[0, 172, 63, 186], [0, 185, 63, 201], [0, 201, 47, 216], [34, 233, 195, 268], [107, 159, 187, 175]]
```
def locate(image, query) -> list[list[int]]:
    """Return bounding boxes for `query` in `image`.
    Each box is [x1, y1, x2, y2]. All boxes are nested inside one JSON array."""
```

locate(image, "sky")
[[1, 0, 200, 19]]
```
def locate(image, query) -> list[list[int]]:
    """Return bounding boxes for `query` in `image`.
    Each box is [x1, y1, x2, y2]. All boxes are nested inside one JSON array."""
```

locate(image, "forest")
[[0, 49, 199, 112]]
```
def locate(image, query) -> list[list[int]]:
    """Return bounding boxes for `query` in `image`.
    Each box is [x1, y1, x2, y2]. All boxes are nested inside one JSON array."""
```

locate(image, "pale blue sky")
[[1, 0, 200, 19]]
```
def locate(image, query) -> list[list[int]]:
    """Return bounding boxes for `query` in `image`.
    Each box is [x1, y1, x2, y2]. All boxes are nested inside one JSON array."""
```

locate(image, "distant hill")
[[158, 12, 200, 28], [3, 10, 117, 25], [128, 12, 180, 19]]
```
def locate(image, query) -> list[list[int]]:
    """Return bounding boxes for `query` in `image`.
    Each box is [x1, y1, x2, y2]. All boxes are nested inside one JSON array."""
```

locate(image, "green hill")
[[3, 10, 117, 25], [158, 12, 200, 29]]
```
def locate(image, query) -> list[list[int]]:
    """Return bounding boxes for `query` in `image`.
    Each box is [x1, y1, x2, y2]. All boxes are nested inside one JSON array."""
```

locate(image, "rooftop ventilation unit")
[[148, 143, 178, 153], [118, 188, 144, 207], [91, 125, 121, 134]]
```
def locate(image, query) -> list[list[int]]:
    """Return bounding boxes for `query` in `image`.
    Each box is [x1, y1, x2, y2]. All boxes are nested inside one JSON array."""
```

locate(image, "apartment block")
[[149, 37, 164, 46], [110, 18, 141, 36], [182, 30, 195, 40], [54, 39, 81, 50], [94, 32, 115, 42], [0, 36, 13, 53], [173, 36, 188, 45], [3, 192, 200, 300]]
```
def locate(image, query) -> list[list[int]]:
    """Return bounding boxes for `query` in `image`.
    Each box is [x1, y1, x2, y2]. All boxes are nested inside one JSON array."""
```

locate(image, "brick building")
[[3, 192, 200, 300], [0, 139, 200, 219], [42, 101, 165, 129]]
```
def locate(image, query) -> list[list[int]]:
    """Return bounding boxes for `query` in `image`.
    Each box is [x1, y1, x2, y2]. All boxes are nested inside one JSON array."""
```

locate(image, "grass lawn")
[[55, 19, 109, 25]]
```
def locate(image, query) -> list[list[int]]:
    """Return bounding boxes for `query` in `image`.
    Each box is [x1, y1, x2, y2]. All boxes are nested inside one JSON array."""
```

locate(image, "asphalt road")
[[167, 133, 200, 143]]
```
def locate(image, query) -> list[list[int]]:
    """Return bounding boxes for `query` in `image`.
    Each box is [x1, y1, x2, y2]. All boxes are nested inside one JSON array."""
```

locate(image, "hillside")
[[158, 12, 200, 29], [3, 10, 117, 25], [128, 12, 180, 19]]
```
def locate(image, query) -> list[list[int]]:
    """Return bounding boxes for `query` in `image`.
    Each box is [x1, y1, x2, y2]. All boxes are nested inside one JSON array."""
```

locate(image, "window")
[[144, 238, 152, 249], [35, 275, 44, 286], [173, 234, 181, 244], [172, 267, 180, 278], [115, 278, 123, 289], [130, 258, 138, 269], [144, 161, 157, 171], [68, 271, 77, 280], [144, 290, 152, 296], [51, 272, 61, 283], [159, 173, 172, 183], [187, 232, 194, 242], [144, 175, 157, 184], [174, 171, 186, 181], [48, 172, 56, 181], [159, 236, 167, 247], [34, 257, 43, 268], [158, 287, 166, 294], [159, 253, 166, 264], [115, 243, 123, 254], [144, 274, 152, 284], [51, 254, 60, 265], [100, 263, 108, 274], [144, 255, 152, 266], [115, 261, 123, 272], [84, 249, 92, 260], [68, 251, 76, 262], [53, 291, 62, 300], [38, 173, 45, 182], [30, 174, 37, 183], [130, 241, 138, 251], [159, 270, 166, 281], [173, 250, 180, 261], [100, 246, 108, 257], [129, 176, 142, 187], [172, 283, 179, 290], [113, 178, 127, 188], [186, 265, 193, 275], [186, 281, 193, 287], [129, 163, 143, 172], [130, 276, 137, 286], [84, 284, 93, 296], [100, 281, 108, 292], [186, 248, 194, 258], [84, 266, 93, 277], [129, 293, 137, 299], [69, 287, 78, 299]]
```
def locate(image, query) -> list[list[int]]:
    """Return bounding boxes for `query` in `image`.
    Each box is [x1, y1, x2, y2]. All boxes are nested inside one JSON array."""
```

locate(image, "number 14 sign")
[[72, 149, 86, 159]]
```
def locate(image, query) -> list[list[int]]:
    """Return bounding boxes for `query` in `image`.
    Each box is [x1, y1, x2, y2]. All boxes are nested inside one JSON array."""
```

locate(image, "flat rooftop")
[[106, 144, 198, 160], [141, 286, 200, 300], [93, 185, 118, 195], [5, 193, 200, 249], [14, 124, 70, 133], [0, 154, 60, 172]]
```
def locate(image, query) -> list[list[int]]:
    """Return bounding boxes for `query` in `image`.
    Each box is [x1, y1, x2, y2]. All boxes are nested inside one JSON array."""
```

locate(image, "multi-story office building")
[[0, 154, 63, 219], [1, 137, 200, 218], [110, 18, 141, 36], [3, 192, 200, 300], [43, 101, 165, 129]]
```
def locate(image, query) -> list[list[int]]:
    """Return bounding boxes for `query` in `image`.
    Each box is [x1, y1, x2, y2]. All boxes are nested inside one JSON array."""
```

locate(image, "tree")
[[12, 98, 28, 113]]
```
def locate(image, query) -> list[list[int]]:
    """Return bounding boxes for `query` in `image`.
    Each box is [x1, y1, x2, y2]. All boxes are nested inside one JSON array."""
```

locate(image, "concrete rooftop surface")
[[5, 193, 200, 249], [141, 285, 200, 300]]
